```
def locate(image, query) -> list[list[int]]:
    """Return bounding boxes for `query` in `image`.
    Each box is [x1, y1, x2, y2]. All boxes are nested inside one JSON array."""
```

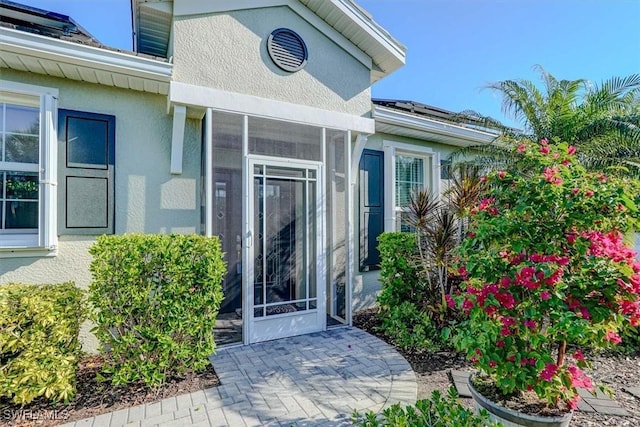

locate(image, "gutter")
[[373, 105, 498, 146], [1, 27, 172, 83]]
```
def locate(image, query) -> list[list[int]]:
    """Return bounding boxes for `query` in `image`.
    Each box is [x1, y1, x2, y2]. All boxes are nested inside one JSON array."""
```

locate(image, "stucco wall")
[[172, 6, 371, 117], [0, 70, 202, 351]]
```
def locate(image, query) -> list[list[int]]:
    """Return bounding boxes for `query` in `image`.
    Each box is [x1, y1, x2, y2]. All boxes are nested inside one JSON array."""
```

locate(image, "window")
[[0, 82, 57, 252], [382, 141, 439, 234], [395, 154, 429, 232]]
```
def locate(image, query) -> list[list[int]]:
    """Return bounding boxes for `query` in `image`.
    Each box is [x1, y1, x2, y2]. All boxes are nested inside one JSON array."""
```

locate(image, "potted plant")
[[450, 139, 640, 426]]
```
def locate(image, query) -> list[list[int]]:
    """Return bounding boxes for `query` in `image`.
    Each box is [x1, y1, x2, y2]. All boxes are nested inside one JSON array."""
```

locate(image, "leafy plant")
[[352, 387, 501, 427], [377, 232, 422, 310], [379, 302, 441, 352], [0, 282, 85, 404], [452, 139, 640, 409], [89, 234, 226, 387], [452, 67, 640, 177]]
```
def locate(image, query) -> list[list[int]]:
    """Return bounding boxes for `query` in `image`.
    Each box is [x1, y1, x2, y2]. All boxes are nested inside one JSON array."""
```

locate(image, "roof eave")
[[0, 27, 172, 95], [373, 105, 498, 147]]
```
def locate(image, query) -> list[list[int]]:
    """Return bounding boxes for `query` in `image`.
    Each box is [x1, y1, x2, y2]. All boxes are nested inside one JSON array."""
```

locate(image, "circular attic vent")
[[267, 28, 308, 72]]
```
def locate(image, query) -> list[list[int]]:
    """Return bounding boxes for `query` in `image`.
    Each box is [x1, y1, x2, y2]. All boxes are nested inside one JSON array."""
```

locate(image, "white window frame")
[[382, 140, 440, 233], [0, 81, 58, 256]]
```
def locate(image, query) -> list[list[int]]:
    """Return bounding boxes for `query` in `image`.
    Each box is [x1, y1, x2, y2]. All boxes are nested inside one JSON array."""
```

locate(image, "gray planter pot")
[[467, 375, 573, 427]]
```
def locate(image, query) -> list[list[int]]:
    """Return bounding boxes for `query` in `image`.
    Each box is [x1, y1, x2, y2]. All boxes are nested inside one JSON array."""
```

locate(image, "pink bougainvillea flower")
[[579, 307, 591, 320], [567, 145, 576, 155], [585, 189, 594, 197], [568, 365, 594, 391], [566, 233, 576, 244], [567, 394, 580, 410], [540, 146, 550, 155], [605, 330, 622, 344], [540, 363, 558, 381], [517, 143, 526, 152], [540, 138, 549, 146], [523, 319, 537, 329], [573, 349, 585, 362], [496, 340, 505, 348], [489, 360, 497, 368], [485, 305, 498, 316], [498, 171, 506, 179], [520, 358, 529, 366], [445, 294, 456, 309], [540, 291, 551, 300]]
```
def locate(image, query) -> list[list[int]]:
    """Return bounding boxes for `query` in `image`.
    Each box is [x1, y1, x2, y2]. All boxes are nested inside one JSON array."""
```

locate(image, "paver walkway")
[[451, 370, 630, 416], [61, 328, 416, 427]]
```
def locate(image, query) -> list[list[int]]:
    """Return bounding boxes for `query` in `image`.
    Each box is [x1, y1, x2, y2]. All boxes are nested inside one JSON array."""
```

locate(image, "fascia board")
[[374, 106, 497, 146], [1, 27, 172, 83], [329, 0, 406, 68]]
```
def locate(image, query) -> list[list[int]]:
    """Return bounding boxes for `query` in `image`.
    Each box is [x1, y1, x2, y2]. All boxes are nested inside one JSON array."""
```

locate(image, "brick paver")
[[451, 370, 630, 416], [60, 328, 416, 426]]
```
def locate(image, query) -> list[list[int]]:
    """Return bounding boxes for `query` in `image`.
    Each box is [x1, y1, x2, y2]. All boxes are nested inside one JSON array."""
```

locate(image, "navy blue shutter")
[[359, 149, 384, 271], [58, 109, 115, 235]]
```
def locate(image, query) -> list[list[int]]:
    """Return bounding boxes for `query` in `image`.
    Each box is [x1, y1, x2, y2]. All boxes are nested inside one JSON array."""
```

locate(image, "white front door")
[[247, 157, 325, 343]]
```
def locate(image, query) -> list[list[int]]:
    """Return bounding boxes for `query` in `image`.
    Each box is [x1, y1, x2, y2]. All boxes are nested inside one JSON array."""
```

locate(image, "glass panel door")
[[248, 158, 323, 342]]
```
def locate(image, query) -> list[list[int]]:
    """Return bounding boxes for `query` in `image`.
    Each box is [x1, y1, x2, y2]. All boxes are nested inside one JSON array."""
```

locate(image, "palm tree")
[[453, 66, 640, 175]]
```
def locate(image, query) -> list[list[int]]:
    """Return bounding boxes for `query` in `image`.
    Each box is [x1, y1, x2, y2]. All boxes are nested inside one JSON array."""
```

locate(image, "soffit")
[[374, 106, 498, 148], [0, 27, 172, 95]]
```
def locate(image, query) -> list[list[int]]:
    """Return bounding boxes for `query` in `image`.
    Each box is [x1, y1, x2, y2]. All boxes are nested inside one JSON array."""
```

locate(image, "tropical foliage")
[[455, 66, 640, 176]]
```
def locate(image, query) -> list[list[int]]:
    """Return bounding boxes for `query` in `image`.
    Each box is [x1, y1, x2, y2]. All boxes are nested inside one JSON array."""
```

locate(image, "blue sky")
[[19, 0, 640, 126]]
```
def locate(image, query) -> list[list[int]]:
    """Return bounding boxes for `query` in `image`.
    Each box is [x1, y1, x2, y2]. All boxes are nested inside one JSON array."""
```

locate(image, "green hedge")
[[377, 232, 421, 310], [89, 234, 226, 386], [0, 282, 85, 404]]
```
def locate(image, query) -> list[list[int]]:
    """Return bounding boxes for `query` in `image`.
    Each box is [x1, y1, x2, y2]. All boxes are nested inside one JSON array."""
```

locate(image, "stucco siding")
[[172, 6, 371, 117], [0, 71, 201, 277]]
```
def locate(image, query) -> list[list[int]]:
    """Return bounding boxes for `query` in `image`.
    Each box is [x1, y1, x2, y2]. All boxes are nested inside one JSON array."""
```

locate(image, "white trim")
[[323, 0, 405, 62], [1, 27, 172, 94], [382, 140, 439, 233], [350, 134, 368, 186], [169, 81, 375, 133], [374, 106, 498, 147], [0, 85, 57, 253], [40, 94, 57, 249], [0, 80, 58, 97], [170, 105, 187, 174], [241, 115, 250, 345], [345, 130, 353, 327], [204, 108, 214, 237]]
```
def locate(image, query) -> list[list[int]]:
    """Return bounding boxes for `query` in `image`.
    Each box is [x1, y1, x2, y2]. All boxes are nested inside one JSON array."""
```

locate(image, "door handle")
[[246, 230, 253, 248]]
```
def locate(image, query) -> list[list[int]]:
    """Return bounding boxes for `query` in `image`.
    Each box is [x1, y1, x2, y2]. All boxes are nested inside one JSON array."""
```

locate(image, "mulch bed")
[[0, 355, 219, 427], [353, 308, 640, 426]]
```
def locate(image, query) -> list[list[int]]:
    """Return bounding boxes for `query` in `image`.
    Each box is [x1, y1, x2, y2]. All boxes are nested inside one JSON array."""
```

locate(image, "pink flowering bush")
[[452, 138, 640, 410]]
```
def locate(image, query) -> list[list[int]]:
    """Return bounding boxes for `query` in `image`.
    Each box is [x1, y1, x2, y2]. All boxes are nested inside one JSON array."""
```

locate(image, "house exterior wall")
[[353, 132, 460, 311], [0, 70, 201, 294], [171, 6, 372, 117]]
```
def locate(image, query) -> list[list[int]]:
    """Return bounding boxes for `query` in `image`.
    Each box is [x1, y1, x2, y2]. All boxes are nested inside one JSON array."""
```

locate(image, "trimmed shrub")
[[377, 232, 421, 310], [89, 234, 226, 386], [0, 282, 85, 404], [353, 387, 500, 427]]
